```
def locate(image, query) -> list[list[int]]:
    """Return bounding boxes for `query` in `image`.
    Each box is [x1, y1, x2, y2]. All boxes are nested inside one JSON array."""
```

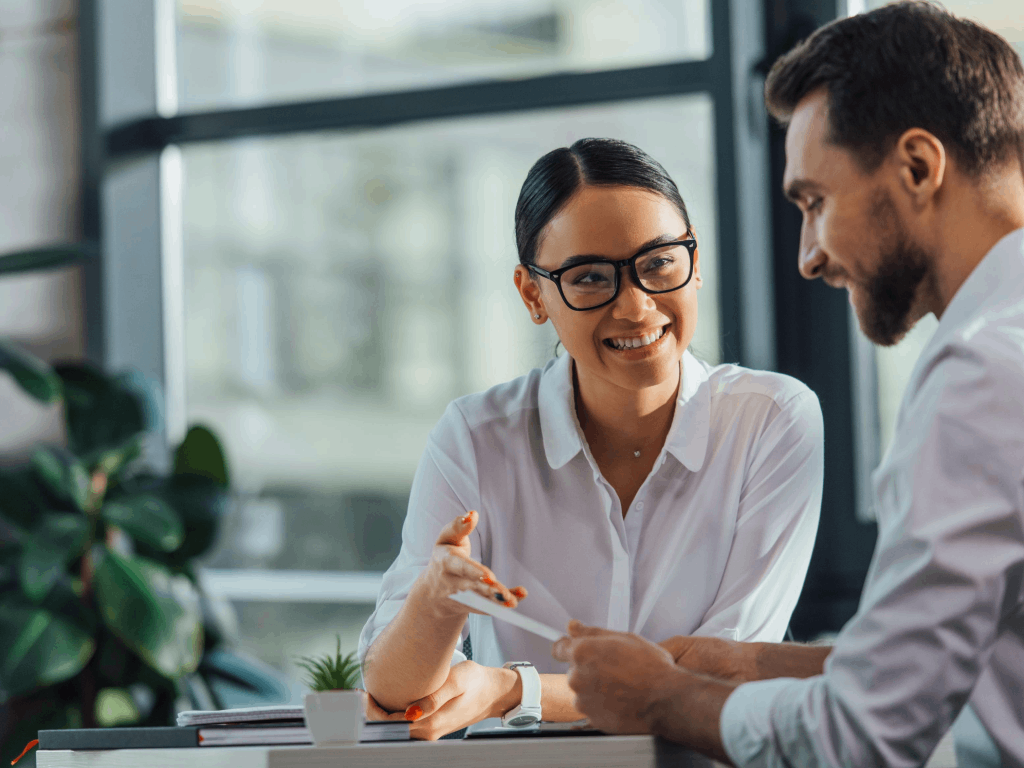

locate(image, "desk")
[[37, 736, 720, 768], [36, 730, 959, 767]]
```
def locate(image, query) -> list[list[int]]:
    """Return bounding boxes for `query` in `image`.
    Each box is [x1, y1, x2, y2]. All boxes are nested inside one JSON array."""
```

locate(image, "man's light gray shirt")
[[721, 229, 1024, 767]]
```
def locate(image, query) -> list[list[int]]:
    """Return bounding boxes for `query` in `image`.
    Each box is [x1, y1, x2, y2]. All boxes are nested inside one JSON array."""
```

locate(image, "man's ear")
[[513, 265, 547, 322], [893, 128, 946, 209]]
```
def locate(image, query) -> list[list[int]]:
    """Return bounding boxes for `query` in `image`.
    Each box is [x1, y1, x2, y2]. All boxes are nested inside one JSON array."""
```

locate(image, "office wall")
[[0, 0, 84, 459]]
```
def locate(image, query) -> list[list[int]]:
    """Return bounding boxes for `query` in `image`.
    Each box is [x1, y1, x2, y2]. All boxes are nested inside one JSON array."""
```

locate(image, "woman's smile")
[[602, 323, 671, 356]]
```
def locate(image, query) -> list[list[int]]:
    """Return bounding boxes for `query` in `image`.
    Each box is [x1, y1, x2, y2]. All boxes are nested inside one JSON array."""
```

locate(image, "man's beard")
[[858, 193, 929, 346]]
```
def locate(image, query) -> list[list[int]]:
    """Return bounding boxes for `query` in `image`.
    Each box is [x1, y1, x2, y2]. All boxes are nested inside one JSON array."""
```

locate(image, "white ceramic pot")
[[303, 690, 365, 746]]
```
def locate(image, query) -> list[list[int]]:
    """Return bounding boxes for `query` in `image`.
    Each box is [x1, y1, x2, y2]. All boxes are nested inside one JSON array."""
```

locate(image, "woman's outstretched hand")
[[416, 510, 528, 618]]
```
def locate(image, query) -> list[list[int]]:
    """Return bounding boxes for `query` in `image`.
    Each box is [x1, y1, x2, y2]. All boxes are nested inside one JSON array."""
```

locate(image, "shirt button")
[[635, 502, 644, 511]]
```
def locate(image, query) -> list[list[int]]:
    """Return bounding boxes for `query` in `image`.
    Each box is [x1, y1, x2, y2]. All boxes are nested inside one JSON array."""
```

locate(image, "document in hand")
[[449, 590, 565, 641]]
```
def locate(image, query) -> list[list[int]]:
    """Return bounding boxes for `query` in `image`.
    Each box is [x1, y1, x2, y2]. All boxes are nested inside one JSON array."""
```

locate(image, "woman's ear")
[[513, 265, 547, 323], [691, 233, 703, 289]]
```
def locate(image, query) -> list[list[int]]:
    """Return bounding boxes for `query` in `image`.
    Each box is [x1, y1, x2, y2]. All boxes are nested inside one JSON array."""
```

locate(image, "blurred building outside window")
[[176, 0, 720, 679], [177, 0, 711, 109]]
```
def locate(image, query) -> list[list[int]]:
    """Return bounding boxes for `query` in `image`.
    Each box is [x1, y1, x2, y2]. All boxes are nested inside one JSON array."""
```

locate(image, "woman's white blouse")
[[358, 350, 823, 673]]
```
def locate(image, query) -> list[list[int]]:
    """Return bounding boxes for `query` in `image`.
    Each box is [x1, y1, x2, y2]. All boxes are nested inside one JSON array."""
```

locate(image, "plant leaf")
[[0, 466, 61, 529], [0, 242, 95, 275], [96, 686, 141, 727], [39, 574, 97, 636], [0, 338, 62, 404], [296, 636, 361, 691], [55, 364, 151, 458], [93, 437, 144, 483], [0, 598, 95, 700], [173, 425, 230, 487], [128, 475, 227, 564], [92, 547, 203, 678], [102, 494, 184, 552], [32, 446, 91, 512], [18, 513, 89, 602]]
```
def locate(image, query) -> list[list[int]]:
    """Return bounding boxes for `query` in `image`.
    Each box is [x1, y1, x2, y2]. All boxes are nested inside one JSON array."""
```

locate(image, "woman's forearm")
[[362, 579, 467, 712]]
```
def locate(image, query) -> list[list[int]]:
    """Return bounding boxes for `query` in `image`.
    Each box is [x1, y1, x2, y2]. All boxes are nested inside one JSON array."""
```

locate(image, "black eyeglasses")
[[527, 238, 697, 311]]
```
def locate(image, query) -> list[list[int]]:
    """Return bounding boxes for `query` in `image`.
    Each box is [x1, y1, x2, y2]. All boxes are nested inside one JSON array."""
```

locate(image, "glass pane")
[[182, 94, 719, 670], [177, 0, 711, 110]]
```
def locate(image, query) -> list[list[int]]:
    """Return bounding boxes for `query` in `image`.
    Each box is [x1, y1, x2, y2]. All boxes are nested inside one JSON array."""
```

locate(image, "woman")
[[358, 138, 823, 739]]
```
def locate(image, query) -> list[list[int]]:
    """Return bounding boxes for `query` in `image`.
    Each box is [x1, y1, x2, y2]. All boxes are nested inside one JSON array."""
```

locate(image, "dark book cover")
[[38, 727, 200, 750]]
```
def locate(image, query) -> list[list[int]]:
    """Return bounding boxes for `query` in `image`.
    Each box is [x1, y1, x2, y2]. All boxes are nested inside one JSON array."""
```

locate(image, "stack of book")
[[177, 705, 410, 746], [38, 705, 409, 750]]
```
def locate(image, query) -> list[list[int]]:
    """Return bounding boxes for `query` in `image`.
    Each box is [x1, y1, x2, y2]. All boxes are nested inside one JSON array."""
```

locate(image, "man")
[[553, 3, 1024, 766]]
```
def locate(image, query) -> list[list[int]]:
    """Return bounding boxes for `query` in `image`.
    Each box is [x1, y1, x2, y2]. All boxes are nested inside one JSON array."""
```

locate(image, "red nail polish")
[[405, 705, 423, 722], [504, 600, 515, 608], [481, 576, 496, 586]]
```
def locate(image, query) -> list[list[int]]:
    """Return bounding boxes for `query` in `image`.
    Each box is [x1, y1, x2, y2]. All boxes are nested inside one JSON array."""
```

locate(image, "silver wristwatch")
[[501, 661, 542, 728]]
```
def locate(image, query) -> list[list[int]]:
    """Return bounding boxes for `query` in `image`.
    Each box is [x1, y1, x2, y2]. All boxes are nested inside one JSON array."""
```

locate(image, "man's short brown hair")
[[765, 1, 1024, 176]]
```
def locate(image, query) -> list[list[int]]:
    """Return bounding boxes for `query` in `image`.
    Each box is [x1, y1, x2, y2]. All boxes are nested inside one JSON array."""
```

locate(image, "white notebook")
[[196, 722, 409, 746], [178, 705, 306, 727]]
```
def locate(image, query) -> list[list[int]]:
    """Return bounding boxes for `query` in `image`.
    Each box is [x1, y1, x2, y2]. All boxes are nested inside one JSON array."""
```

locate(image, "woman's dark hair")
[[764, 1, 1024, 177], [514, 138, 693, 266]]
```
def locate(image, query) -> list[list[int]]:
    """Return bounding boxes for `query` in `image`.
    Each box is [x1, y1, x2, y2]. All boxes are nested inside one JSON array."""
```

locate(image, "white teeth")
[[610, 327, 665, 350]]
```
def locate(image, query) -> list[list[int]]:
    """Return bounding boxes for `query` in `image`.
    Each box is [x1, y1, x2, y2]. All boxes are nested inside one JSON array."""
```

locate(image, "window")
[[182, 95, 719, 669]]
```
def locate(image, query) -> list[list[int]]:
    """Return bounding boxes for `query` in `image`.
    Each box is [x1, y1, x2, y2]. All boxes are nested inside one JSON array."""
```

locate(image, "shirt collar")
[[537, 349, 711, 473], [538, 353, 583, 470], [664, 350, 711, 473]]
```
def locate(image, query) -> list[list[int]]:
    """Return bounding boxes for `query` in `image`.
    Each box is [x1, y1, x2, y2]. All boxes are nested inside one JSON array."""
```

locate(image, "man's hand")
[[553, 620, 736, 762], [388, 660, 521, 740], [658, 635, 755, 682], [552, 621, 682, 734]]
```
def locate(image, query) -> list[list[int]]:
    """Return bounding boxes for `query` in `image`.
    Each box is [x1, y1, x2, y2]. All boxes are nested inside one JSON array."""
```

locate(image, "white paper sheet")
[[449, 590, 565, 642]]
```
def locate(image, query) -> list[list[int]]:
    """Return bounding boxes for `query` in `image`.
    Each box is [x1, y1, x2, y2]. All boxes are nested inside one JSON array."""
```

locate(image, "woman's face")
[[515, 184, 702, 394]]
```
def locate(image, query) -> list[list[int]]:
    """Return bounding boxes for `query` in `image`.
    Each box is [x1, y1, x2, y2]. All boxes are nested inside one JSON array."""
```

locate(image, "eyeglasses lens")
[[560, 262, 618, 309], [559, 244, 692, 309]]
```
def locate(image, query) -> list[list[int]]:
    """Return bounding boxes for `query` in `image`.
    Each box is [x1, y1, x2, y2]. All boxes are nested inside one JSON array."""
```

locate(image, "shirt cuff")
[[720, 677, 800, 768]]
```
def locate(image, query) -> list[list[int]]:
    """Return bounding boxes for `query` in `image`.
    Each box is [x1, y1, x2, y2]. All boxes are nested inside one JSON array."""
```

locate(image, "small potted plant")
[[298, 636, 364, 746]]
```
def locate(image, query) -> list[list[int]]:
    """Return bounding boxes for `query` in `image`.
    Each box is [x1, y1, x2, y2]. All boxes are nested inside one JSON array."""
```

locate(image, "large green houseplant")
[[0, 244, 235, 764]]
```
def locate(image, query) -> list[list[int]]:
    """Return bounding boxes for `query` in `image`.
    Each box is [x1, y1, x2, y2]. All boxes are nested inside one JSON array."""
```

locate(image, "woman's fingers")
[[363, 691, 407, 722], [438, 552, 523, 607], [435, 510, 478, 547], [403, 672, 461, 722]]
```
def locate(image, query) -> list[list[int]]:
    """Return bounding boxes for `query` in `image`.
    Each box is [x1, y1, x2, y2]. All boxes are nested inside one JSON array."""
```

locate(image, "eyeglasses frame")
[[526, 237, 697, 311]]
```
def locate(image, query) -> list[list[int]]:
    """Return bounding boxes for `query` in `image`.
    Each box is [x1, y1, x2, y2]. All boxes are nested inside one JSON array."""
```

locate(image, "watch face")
[[508, 714, 539, 727]]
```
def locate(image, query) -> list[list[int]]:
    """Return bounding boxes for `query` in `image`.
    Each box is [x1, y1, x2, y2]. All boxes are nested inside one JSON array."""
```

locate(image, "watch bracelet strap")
[[513, 664, 542, 710]]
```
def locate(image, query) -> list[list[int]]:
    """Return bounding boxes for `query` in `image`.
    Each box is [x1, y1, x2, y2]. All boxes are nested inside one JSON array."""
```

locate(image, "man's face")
[[783, 89, 929, 346]]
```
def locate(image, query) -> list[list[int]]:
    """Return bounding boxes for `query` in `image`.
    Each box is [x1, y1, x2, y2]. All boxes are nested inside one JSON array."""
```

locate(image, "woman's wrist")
[[409, 570, 469, 623], [488, 667, 523, 719]]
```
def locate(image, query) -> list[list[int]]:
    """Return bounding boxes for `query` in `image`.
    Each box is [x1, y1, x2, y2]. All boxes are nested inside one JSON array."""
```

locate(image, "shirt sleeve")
[[693, 389, 824, 642], [357, 402, 484, 666], [720, 338, 1024, 767]]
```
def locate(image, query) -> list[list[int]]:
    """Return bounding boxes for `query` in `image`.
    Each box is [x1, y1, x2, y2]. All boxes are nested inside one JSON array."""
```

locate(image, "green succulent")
[[297, 636, 361, 691]]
